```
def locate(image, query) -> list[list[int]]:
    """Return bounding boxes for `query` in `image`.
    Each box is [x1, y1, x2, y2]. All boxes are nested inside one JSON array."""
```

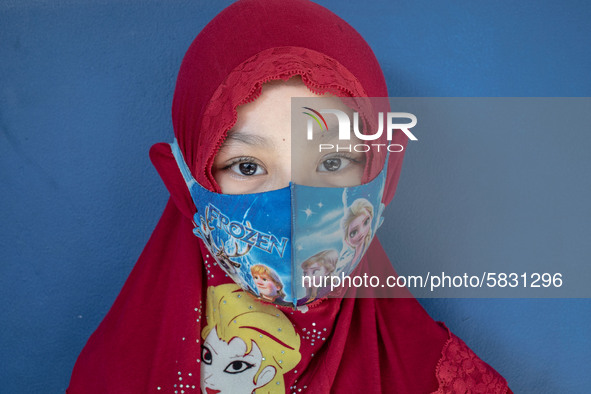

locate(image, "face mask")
[[170, 139, 387, 307]]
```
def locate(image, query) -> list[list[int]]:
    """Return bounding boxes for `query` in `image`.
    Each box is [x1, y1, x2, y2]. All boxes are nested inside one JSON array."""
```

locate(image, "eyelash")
[[323, 152, 362, 163], [222, 156, 261, 169], [222, 156, 266, 177], [318, 152, 364, 171]]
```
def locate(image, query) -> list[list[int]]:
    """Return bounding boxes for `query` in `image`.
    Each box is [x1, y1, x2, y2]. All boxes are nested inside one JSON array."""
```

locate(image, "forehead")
[[205, 327, 251, 357], [304, 261, 324, 271], [205, 328, 241, 350], [253, 271, 269, 277], [229, 79, 352, 140], [350, 211, 370, 224]]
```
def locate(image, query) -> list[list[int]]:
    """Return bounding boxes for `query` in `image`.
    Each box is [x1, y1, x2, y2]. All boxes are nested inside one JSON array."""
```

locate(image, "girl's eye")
[[201, 345, 213, 365], [231, 162, 265, 176], [349, 229, 358, 239], [364, 217, 370, 226], [224, 360, 255, 374], [223, 157, 267, 177], [318, 157, 351, 172]]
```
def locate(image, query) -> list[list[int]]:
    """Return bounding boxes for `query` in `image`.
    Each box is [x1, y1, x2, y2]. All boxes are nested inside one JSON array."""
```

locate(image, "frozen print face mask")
[[170, 93, 391, 307]]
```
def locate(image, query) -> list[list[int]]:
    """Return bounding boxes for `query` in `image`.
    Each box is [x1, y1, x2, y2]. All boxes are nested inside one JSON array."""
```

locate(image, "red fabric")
[[68, 1, 510, 393]]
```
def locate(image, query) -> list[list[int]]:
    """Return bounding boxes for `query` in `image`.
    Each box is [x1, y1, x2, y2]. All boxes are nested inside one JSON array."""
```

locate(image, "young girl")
[[69, 1, 511, 392]]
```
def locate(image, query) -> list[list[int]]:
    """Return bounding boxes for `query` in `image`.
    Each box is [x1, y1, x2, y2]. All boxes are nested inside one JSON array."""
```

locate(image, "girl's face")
[[253, 272, 279, 298], [212, 78, 365, 194], [346, 211, 371, 249], [201, 327, 275, 394]]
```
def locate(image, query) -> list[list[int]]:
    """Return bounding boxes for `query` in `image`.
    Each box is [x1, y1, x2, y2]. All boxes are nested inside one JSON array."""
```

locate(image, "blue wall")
[[1, 1, 589, 392]]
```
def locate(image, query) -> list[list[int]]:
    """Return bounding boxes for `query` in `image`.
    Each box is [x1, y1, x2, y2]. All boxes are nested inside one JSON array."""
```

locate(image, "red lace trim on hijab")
[[433, 323, 510, 394], [199, 46, 368, 192]]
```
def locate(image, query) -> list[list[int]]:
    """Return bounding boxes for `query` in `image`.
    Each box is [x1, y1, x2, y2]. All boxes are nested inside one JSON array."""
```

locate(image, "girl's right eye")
[[225, 158, 267, 177], [233, 162, 261, 176]]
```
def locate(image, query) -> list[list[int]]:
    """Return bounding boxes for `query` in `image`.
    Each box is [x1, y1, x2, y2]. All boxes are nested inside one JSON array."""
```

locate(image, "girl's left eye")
[[224, 360, 255, 374], [318, 157, 351, 172]]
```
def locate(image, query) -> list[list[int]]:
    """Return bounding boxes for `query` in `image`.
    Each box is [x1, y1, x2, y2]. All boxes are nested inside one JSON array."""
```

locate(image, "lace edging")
[[433, 323, 509, 394]]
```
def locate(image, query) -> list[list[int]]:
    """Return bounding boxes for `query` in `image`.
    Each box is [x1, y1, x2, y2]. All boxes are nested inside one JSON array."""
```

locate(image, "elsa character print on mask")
[[200, 284, 301, 394], [292, 174, 386, 302], [334, 198, 374, 276]]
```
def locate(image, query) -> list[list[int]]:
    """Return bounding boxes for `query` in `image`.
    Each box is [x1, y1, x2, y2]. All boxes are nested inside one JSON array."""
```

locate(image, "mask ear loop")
[[169, 138, 199, 227], [170, 138, 197, 189]]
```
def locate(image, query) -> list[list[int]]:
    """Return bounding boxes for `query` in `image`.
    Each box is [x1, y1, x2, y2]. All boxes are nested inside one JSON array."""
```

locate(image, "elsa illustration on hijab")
[[201, 284, 301, 394]]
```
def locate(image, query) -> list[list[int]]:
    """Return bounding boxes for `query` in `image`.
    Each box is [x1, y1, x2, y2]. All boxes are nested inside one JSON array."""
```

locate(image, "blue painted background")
[[1, 1, 589, 392]]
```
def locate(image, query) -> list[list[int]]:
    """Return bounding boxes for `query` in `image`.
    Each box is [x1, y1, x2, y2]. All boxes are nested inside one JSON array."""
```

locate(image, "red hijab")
[[69, 1, 510, 393]]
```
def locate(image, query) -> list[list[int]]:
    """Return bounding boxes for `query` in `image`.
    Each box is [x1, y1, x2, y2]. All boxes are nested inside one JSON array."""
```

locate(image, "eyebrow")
[[204, 342, 218, 355], [229, 354, 255, 360], [312, 122, 363, 143], [315, 127, 342, 142], [223, 130, 272, 148]]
